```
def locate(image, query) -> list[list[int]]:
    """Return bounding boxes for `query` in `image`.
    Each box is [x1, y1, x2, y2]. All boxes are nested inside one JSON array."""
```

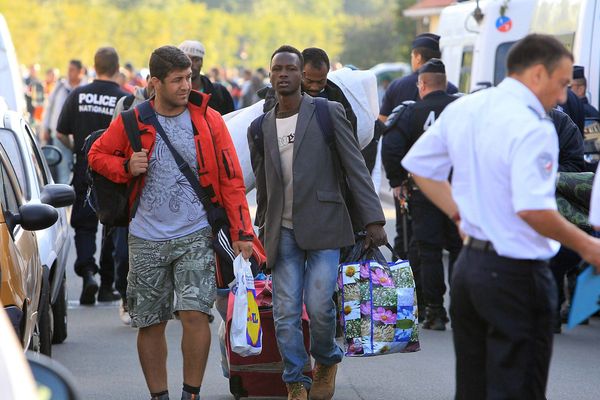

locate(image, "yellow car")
[[0, 142, 58, 354]]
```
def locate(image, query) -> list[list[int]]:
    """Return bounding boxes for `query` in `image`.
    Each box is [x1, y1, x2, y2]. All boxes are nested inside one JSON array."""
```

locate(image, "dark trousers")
[[393, 196, 412, 260], [410, 191, 462, 307], [71, 161, 99, 277], [99, 226, 129, 298], [71, 160, 117, 289], [450, 247, 556, 400], [549, 246, 580, 314], [394, 196, 422, 313]]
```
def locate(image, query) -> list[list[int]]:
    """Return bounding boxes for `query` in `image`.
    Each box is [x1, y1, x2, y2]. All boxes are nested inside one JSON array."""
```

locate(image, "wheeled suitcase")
[[225, 279, 312, 399]]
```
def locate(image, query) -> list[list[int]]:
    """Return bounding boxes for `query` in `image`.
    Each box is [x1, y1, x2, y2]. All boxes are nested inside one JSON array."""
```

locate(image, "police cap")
[[418, 58, 445, 75], [412, 33, 440, 51], [573, 65, 585, 80]]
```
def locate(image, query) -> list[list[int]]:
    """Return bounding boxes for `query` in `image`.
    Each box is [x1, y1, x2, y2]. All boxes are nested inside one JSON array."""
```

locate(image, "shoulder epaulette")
[[527, 105, 550, 121], [385, 100, 415, 129]]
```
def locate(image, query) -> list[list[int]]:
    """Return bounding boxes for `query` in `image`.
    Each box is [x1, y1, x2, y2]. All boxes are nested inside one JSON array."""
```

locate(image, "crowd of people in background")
[[24, 57, 311, 144]]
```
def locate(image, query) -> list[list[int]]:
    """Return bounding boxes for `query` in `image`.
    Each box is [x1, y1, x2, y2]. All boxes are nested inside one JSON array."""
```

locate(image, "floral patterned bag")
[[338, 243, 420, 356]]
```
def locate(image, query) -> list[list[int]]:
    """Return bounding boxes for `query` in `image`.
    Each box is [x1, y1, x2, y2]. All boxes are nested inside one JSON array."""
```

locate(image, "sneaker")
[[119, 300, 131, 325], [310, 363, 337, 400], [79, 272, 98, 305], [422, 306, 448, 331], [97, 286, 120, 302], [286, 382, 307, 400]]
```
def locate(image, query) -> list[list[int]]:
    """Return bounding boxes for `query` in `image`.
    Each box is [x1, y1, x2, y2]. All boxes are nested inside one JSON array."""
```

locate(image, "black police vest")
[[406, 91, 458, 150]]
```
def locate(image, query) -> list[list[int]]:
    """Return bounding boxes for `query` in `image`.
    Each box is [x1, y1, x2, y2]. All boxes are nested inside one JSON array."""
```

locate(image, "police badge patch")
[[536, 152, 554, 179]]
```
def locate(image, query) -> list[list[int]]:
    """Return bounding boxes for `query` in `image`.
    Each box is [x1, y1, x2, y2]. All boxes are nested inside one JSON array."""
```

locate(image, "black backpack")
[[82, 108, 141, 227]]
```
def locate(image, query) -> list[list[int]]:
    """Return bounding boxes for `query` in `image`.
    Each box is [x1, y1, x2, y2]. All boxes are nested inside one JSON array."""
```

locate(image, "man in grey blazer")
[[248, 45, 387, 400]]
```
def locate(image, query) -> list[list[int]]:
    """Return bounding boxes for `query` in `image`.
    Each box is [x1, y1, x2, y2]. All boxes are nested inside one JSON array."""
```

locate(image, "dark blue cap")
[[573, 65, 584, 80], [418, 58, 445, 74], [412, 33, 440, 51]]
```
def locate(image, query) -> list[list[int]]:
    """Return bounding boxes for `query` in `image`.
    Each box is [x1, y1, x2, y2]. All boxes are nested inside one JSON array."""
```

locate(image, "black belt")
[[464, 237, 496, 253]]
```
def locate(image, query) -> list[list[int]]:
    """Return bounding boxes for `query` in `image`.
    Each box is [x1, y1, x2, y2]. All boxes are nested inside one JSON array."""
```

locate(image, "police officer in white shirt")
[[402, 34, 600, 400]]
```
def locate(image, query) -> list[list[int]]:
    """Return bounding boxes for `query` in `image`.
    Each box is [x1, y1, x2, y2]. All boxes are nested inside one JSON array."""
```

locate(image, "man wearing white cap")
[[178, 40, 234, 115]]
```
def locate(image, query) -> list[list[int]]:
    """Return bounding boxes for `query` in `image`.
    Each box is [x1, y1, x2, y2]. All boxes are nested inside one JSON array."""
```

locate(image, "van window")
[[494, 41, 517, 86], [459, 47, 473, 93], [555, 33, 576, 51]]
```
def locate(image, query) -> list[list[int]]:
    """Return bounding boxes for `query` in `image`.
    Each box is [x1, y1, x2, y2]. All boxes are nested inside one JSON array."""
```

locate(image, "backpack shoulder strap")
[[136, 100, 154, 124], [313, 97, 349, 186], [121, 108, 141, 152], [122, 94, 135, 111], [313, 97, 334, 150], [249, 113, 267, 156]]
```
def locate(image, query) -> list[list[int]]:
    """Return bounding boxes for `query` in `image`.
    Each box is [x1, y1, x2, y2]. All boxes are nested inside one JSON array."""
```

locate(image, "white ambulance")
[[437, 0, 537, 93], [438, 0, 599, 111]]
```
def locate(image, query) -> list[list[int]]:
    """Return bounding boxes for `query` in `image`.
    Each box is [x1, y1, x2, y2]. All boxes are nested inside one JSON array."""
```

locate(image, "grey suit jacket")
[[248, 94, 385, 268]]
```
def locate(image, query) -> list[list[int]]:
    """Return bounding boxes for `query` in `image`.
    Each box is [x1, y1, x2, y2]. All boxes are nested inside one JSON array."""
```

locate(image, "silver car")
[[0, 109, 74, 355]]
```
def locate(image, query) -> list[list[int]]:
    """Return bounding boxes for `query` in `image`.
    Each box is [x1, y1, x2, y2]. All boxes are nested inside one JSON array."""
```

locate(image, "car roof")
[[369, 62, 411, 76]]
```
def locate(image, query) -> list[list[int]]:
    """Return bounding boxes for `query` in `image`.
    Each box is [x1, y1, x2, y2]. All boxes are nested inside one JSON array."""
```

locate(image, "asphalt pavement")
[[52, 184, 600, 400]]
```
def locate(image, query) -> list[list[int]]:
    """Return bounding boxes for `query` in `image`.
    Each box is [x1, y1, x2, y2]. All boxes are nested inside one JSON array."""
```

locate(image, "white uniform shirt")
[[402, 78, 560, 260], [588, 163, 600, 226]]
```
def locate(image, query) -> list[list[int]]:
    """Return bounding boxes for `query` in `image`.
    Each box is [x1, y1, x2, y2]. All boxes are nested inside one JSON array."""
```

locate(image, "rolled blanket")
[[556, 172, 595, 232]]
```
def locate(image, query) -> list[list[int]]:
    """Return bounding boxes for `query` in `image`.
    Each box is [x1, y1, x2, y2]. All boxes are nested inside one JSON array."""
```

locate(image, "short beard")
[[159, 92, 189, 111], [276, 84, 301, 97]]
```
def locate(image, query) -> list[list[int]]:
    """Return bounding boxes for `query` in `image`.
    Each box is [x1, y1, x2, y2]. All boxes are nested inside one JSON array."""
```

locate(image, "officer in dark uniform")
[[557, 88, 586, 134], [379, 33, 458, 122], [379, 33, 458, 265], [382, 59, 462, 330], [571, 65, 600, 121], [57, 47, 128, 305]]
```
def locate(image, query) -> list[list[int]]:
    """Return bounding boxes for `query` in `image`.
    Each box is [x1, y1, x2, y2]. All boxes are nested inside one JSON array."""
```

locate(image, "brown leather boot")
[[286, 382, 308, 400], [310, 363, 337, 400]]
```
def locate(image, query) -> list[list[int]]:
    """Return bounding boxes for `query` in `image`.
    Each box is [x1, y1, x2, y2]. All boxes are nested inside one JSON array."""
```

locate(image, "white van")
[[530, 0, 600, 109], [438, 0, 537, 93], [0, 13, 25, 114]]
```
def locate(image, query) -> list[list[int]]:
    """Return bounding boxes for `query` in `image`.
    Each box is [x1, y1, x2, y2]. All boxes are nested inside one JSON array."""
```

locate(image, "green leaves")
[[1, 0, 345, 71]]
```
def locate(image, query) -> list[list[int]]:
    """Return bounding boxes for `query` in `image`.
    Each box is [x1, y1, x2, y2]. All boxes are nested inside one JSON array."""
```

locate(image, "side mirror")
[[26, 352, 80, 400], [40, 184, 75, 208], [41, 145, 63, 167], [10, 204, 58, 231]]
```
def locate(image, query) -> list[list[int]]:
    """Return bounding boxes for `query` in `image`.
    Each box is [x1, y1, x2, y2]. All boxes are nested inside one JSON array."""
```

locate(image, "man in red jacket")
[[88, 45, 253, 400]]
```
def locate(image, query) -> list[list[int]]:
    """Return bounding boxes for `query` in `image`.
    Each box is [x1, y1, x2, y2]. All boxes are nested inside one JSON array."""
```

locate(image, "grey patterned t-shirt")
[[129, 109, 209, 241]]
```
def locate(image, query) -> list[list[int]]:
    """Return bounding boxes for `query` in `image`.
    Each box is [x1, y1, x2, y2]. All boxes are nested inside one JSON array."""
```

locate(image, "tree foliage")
[[0, 0, 412, 72], [339, 0, 416, 69]]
